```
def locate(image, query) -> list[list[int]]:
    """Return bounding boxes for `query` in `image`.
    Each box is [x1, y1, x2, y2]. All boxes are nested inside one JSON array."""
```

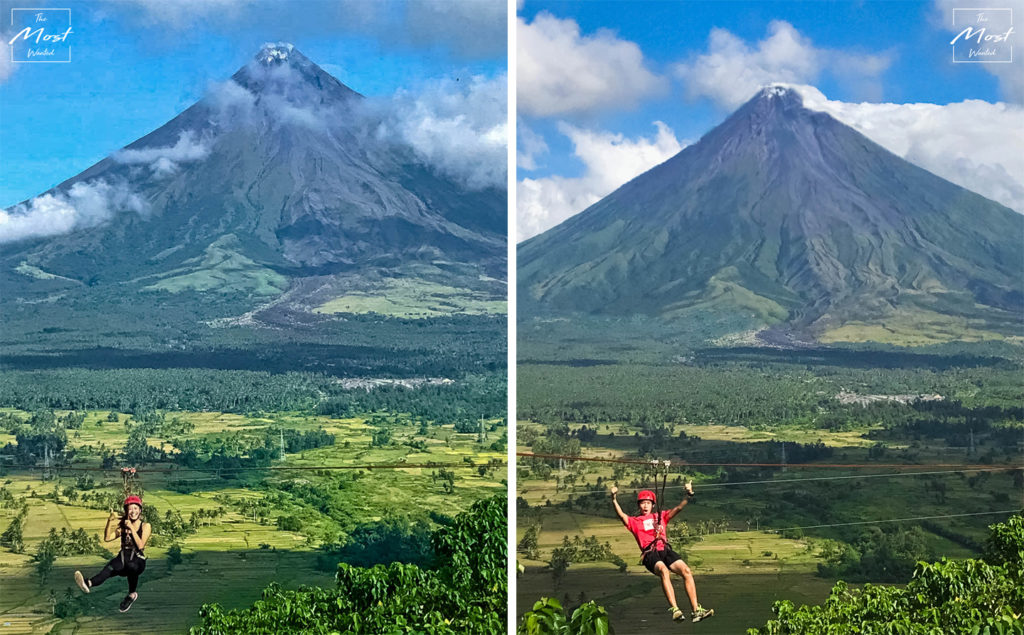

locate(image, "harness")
[[639, 460, 671, 557], [119, 467, 145, 563], [119, 521, 145, 563]]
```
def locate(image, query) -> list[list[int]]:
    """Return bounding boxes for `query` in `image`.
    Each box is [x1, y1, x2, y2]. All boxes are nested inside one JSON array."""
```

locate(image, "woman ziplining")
[[610, 461, 714, 625], [73, 468, 151, 612]]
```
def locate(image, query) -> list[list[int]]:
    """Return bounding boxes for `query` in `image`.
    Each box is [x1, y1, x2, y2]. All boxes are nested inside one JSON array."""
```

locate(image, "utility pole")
[[279, 429, 285, 461], [780, 441, 786, 472]]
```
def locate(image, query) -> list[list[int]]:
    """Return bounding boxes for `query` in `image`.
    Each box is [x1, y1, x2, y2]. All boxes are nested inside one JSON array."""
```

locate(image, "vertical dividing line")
[[506, 0, 519, 630]]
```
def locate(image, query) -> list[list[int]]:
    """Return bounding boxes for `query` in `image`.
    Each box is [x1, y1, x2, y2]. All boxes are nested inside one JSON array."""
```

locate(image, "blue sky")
[[0, 0, 506, 209], [517, 0, 1023, 240]]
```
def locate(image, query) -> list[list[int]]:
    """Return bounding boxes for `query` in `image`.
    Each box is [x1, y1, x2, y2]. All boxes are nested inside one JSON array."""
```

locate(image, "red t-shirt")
[[626, 510, 670, 552]]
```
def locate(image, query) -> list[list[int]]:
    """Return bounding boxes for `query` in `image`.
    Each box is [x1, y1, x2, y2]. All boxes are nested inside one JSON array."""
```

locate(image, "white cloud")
[[675, 20, 892, 109], [206, 78, 258, 128], [205, 64, 328, 131], [114, 130, 211, 178], [102, 0, 504, 60], [0, 36, 14, 83], [932, 0, 1024, 104], [517, 122, 684, 241], [406, 0, 507, 58], [0, 179, 148, 244], [374, 74, 508, 190], [517, 12, 664, 117], [106, 0, 253, 28], [517, 121, 548, 170], [794, 84, 1024, 213]]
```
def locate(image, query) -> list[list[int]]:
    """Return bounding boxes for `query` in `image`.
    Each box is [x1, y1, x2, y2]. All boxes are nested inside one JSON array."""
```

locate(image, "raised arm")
[[103, 512, 120, 542], [664, 480, 695, 522], [610, 486, 629, 525]]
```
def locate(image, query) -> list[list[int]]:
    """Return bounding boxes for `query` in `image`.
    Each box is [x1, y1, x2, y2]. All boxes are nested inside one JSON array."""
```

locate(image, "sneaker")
[[669, 606, 685, 621], [692, 606, 714, 623], [74, 571, 90, 594], [119, 594, 137, 613]]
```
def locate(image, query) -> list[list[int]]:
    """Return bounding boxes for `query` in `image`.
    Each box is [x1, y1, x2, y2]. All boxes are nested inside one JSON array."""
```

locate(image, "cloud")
[[675, 20, 893, 109], [517, 12, 665, 117], [373, 73, 508, 190], [405, 0, 507, 58], [101, 0, 505, 59], [517, 120, 548, 170], [114, 130, 211, 178], [100, 0, 254, 28], [517, 121, 684, 240], [0, 38, 14, 83], [0, 179, 148, 244], [932, 0, 1024, 104], [206, 78, 258, 127], [205, 62, 329, 131], [793, 84, 1024, 213]]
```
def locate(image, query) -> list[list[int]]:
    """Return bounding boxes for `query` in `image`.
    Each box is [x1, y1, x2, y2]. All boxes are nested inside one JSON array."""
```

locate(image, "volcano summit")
[[518, 85, 1022, 344]]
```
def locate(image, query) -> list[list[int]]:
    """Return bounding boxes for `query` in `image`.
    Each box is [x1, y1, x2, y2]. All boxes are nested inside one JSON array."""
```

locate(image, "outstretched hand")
[[610, 486, 618, 496]]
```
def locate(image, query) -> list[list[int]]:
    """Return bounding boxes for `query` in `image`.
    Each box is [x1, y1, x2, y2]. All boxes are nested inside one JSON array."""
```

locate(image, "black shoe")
[[119, 594, 137, 613]]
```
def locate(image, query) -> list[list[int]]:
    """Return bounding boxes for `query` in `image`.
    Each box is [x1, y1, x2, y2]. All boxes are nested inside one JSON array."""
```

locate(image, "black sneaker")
[[692, 606, 714, 623], [119, 594, 137, 613], [74, 571, 90, 594]]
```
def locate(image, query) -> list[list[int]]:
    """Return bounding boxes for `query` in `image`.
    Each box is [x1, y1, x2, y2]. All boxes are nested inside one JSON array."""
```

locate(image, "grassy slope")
[[0, 409, 506, 633], [314, 278, 507, 318]]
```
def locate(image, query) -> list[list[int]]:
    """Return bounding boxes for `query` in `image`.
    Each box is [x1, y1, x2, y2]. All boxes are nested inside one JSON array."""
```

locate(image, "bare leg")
[[669, 559, 699, 611], [654, 562, 678, 608]]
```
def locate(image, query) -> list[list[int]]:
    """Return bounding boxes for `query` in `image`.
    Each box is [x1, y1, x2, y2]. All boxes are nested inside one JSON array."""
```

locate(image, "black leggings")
[[89, 554, 147, 594]]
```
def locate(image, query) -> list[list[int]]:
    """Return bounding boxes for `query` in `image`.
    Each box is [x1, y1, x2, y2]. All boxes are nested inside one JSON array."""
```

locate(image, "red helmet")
[[637, 490, 656, 503], [123, 495, 143, 508]]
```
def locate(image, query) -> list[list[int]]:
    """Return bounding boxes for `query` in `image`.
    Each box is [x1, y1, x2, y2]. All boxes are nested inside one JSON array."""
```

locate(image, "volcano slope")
[[518, 85, 1021, 346]]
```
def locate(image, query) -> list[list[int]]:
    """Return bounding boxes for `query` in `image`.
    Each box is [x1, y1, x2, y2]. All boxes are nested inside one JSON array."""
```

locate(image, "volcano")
[[518, 86, 1022, 343], [1, 43, 506, 326]]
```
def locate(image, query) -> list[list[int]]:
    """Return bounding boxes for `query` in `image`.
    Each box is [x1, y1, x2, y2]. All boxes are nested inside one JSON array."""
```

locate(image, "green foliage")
[[519, 597, 613, 635], [318, 515, 433, 570], [370, 427, 392, 447], [547, 535, 628, 582], [168, 543, 184, 569], [749, 514, 1024, 634], [192, 496, 507, 634], [817, 525, 933, 582], [1, 507, 27, 553]]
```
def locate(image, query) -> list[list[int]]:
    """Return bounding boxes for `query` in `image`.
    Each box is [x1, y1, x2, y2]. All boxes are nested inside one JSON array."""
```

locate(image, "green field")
[[315, 278, 507, 318], [517, 509, 837, 633], [0, 408, 506, 633], [515, 335, 1024, 632]]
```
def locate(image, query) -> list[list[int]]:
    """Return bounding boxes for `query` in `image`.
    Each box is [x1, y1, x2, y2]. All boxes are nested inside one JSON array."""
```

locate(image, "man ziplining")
[[611, 478, 714, 624]]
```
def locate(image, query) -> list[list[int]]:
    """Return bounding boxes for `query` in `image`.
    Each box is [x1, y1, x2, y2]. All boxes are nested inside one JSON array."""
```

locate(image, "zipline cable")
[[640, 466, 1018, 491], [763, 509, 1021, 534], [34, 460, 506, 474], [518, 451, 1018, 470]]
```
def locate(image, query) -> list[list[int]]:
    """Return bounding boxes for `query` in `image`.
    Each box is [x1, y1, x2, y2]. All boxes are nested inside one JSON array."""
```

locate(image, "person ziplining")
[[610, 461, 714, 624], [73, 467, 151, 612]]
